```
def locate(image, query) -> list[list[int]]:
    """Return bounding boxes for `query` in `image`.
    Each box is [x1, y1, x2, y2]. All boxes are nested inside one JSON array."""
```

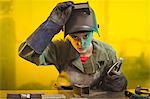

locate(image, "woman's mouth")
[[78, 48, 85, 51]]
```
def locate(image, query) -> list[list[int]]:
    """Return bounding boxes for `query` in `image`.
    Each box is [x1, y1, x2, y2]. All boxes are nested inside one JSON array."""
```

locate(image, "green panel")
[[0, 0, 16, 89]]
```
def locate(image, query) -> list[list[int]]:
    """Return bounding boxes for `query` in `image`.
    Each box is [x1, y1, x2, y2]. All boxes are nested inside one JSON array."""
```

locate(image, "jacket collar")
[[92, 40, 109, 63], [68, 39, 110, 72]]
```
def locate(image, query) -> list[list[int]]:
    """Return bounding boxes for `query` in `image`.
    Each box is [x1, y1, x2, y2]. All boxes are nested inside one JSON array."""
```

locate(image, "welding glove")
[[101, 73, 127, 91], [26, 1, 74, 54]]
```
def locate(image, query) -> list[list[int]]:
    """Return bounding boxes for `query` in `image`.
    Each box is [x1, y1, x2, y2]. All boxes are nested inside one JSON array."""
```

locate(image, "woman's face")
[[67, 32, 93, 54]]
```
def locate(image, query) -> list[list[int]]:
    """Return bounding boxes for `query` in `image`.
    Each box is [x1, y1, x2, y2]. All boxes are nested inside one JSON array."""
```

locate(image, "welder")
[[18, 1, 127, 91]]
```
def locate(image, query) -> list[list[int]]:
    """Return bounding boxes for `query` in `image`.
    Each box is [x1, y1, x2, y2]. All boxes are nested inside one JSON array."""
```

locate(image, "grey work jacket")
[[19, 39, 127, 91]]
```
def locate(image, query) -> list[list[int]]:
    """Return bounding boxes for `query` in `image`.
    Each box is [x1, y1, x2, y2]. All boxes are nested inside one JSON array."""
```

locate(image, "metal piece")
[[7, 94, 21, 99], [20, 94, 30, 98], [107, 57, 123, 76], [125, 90, 150, 99], [42, 94, 66, 99], [73, 84, 90, 96], [135, 85, 150, 96], [7, 93, 42, 99]]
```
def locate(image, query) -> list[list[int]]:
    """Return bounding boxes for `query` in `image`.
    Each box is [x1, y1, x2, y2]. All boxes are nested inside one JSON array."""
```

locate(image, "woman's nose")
[[77, 41, 81, 46], [77, 38, 85, 47]]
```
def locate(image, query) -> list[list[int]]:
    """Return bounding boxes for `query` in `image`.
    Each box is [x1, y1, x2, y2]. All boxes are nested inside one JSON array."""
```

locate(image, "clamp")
[[135, 85, 150, 96]]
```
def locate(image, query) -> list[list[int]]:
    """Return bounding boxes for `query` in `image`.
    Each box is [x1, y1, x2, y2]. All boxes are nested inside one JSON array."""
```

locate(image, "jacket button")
[[98, 61, 104, 66]]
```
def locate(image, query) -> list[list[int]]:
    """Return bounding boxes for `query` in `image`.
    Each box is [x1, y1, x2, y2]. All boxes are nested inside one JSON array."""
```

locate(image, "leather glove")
[[26, 1, 74, 54], [101, 73, 127, 92], [50, 1, 74, 26]]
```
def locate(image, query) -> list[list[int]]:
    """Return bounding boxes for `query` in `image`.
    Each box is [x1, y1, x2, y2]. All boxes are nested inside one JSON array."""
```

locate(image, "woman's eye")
[[83, 34, 88, 39], [72, 35, 78, 39]]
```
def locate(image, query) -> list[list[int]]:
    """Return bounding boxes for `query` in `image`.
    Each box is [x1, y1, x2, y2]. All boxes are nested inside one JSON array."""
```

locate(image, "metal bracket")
[[107, 57, 123, 76]]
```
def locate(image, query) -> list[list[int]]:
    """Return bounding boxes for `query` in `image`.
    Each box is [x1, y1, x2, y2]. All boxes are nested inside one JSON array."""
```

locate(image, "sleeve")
[[18, 41, 57, 66], [100, 45, 128, 92], [18, 40, 66, 72], [18, 42, 40, 65]]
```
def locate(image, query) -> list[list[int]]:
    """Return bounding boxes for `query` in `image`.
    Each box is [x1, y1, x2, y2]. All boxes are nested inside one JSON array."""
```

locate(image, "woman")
[[18, 1, 127, 91]]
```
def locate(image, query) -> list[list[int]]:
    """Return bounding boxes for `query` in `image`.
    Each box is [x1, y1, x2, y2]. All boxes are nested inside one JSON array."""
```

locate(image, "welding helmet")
[[64, 2, 99, 37]]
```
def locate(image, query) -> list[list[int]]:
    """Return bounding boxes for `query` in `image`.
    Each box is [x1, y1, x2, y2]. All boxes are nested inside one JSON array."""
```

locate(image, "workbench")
[[0, 90, 129, 99]]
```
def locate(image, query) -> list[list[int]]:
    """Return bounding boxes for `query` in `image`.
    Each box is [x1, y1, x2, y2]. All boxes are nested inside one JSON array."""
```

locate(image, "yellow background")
[[0, 0, 150, 89]]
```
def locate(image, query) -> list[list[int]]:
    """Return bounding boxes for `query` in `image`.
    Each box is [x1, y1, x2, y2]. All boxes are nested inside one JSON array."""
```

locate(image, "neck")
[[80, 43, 93, 57]]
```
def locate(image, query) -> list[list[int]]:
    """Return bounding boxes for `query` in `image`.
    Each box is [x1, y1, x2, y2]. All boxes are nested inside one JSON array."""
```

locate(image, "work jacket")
[[19, 39, 127, 91]]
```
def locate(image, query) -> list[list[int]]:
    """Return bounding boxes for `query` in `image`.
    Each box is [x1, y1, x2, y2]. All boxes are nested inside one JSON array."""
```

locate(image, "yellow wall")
[[0, 0, 150, 89]]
